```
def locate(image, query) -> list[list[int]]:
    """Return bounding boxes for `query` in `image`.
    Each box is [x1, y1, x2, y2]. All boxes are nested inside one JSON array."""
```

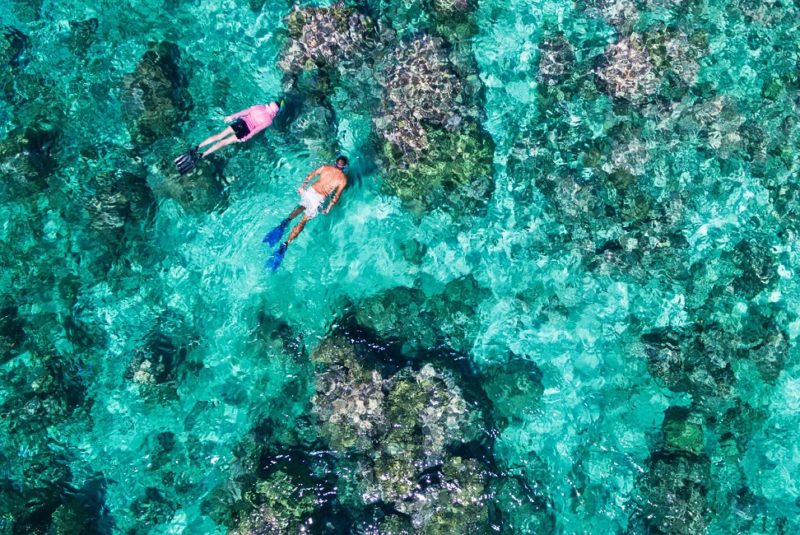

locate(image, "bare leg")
[[285, 215, 311, 246], [197, 126, 235, 148], [286, 206, 304, 220], [202, 136, 240, 158]]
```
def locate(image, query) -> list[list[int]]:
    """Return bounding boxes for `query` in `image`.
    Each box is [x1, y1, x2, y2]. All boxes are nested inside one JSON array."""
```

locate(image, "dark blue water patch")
[[0, 300, 25, 365]]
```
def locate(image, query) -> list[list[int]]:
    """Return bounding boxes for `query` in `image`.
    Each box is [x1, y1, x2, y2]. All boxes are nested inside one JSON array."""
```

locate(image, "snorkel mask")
[[335, 155, 349, 174]]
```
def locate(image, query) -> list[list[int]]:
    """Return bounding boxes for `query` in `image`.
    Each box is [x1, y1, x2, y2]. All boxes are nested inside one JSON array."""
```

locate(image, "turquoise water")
[[1, 0, 799, 532]]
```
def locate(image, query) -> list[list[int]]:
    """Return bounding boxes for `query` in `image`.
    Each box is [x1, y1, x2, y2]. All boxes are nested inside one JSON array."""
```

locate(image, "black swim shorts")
[[231, 118, 251, 139]]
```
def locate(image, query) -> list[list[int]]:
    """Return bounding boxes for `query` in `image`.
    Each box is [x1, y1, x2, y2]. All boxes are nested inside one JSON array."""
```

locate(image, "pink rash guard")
[[227, 102, 279, 141]]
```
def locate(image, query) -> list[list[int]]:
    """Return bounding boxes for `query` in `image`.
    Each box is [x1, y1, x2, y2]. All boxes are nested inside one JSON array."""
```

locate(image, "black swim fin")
[[174, 146, 201, 175]]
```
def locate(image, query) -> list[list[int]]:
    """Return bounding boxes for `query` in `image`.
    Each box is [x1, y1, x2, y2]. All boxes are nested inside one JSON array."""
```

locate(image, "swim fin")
[[174, 146, 201, 175], [266, 243, 287, 272], [263, 218, 290, 247]]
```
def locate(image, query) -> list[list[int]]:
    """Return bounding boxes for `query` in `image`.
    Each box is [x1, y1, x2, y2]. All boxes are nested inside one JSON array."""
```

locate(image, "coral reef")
[[228, 470, 318, 534], [310, 336, 486, 530], [597, 34, 658, 103], [397, 456, 490, 533], [129, 487, 177, 529], [0, 25, 33, 104], [638, 451, 711, 534], [286, 100, 338, 160], [538, 34, 576, 86], [370, 34, 493, 211], [642, 327, 737, 414], [279, 4, 376, 76], [597, 28, 705, 103], [311, 337, 386, 451], [427, 0, 478, 43], [367, 0, 478, 42], [374, 35, 462, 156], [0, 347, 103, 534], [380, 122, 495, 212], [153, 158, 230, 214], [277, 4, 492, 214], [204, 436, 343, 534], [0, 301, 24, 365], [645, 28, 703, 87]]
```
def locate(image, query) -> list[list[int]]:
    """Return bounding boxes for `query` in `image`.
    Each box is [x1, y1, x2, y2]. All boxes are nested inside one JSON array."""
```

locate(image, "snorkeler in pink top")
[[174, 99, 283, 175]]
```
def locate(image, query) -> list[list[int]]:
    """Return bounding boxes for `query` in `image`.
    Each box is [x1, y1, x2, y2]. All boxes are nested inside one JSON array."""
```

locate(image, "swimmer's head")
[[335, 155, 349, 170]]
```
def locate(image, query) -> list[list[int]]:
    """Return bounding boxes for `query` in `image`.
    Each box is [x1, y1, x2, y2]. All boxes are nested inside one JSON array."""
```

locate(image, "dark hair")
[[336, 155, 348, 166]]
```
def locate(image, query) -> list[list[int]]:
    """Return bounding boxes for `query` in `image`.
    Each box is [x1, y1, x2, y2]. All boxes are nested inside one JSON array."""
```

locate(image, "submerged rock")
[[0, 121, 62, 194], [65, 18, 99, 55], [122, 42, 192, 144], [641, 327, 737, 413], [84, 169, 155, 240], [488, 476, 555, 534], [481, 355, 544, 424], [630, 407, 711, 534], [355, 275, 490, 353], [125, 323, 201, 400], [1, 26, 28, 71], [0, 300, 25, 365]]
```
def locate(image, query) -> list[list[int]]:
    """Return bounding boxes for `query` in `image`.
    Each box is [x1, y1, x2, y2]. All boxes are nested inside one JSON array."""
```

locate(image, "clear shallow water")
[[1, 0, 799, 533]]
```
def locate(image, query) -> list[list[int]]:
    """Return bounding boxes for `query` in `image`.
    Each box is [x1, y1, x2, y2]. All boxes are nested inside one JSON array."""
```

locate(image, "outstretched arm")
[[324, 183, 346, 214], [224, 107, 252, 123], [299, 167, 323, 190]]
